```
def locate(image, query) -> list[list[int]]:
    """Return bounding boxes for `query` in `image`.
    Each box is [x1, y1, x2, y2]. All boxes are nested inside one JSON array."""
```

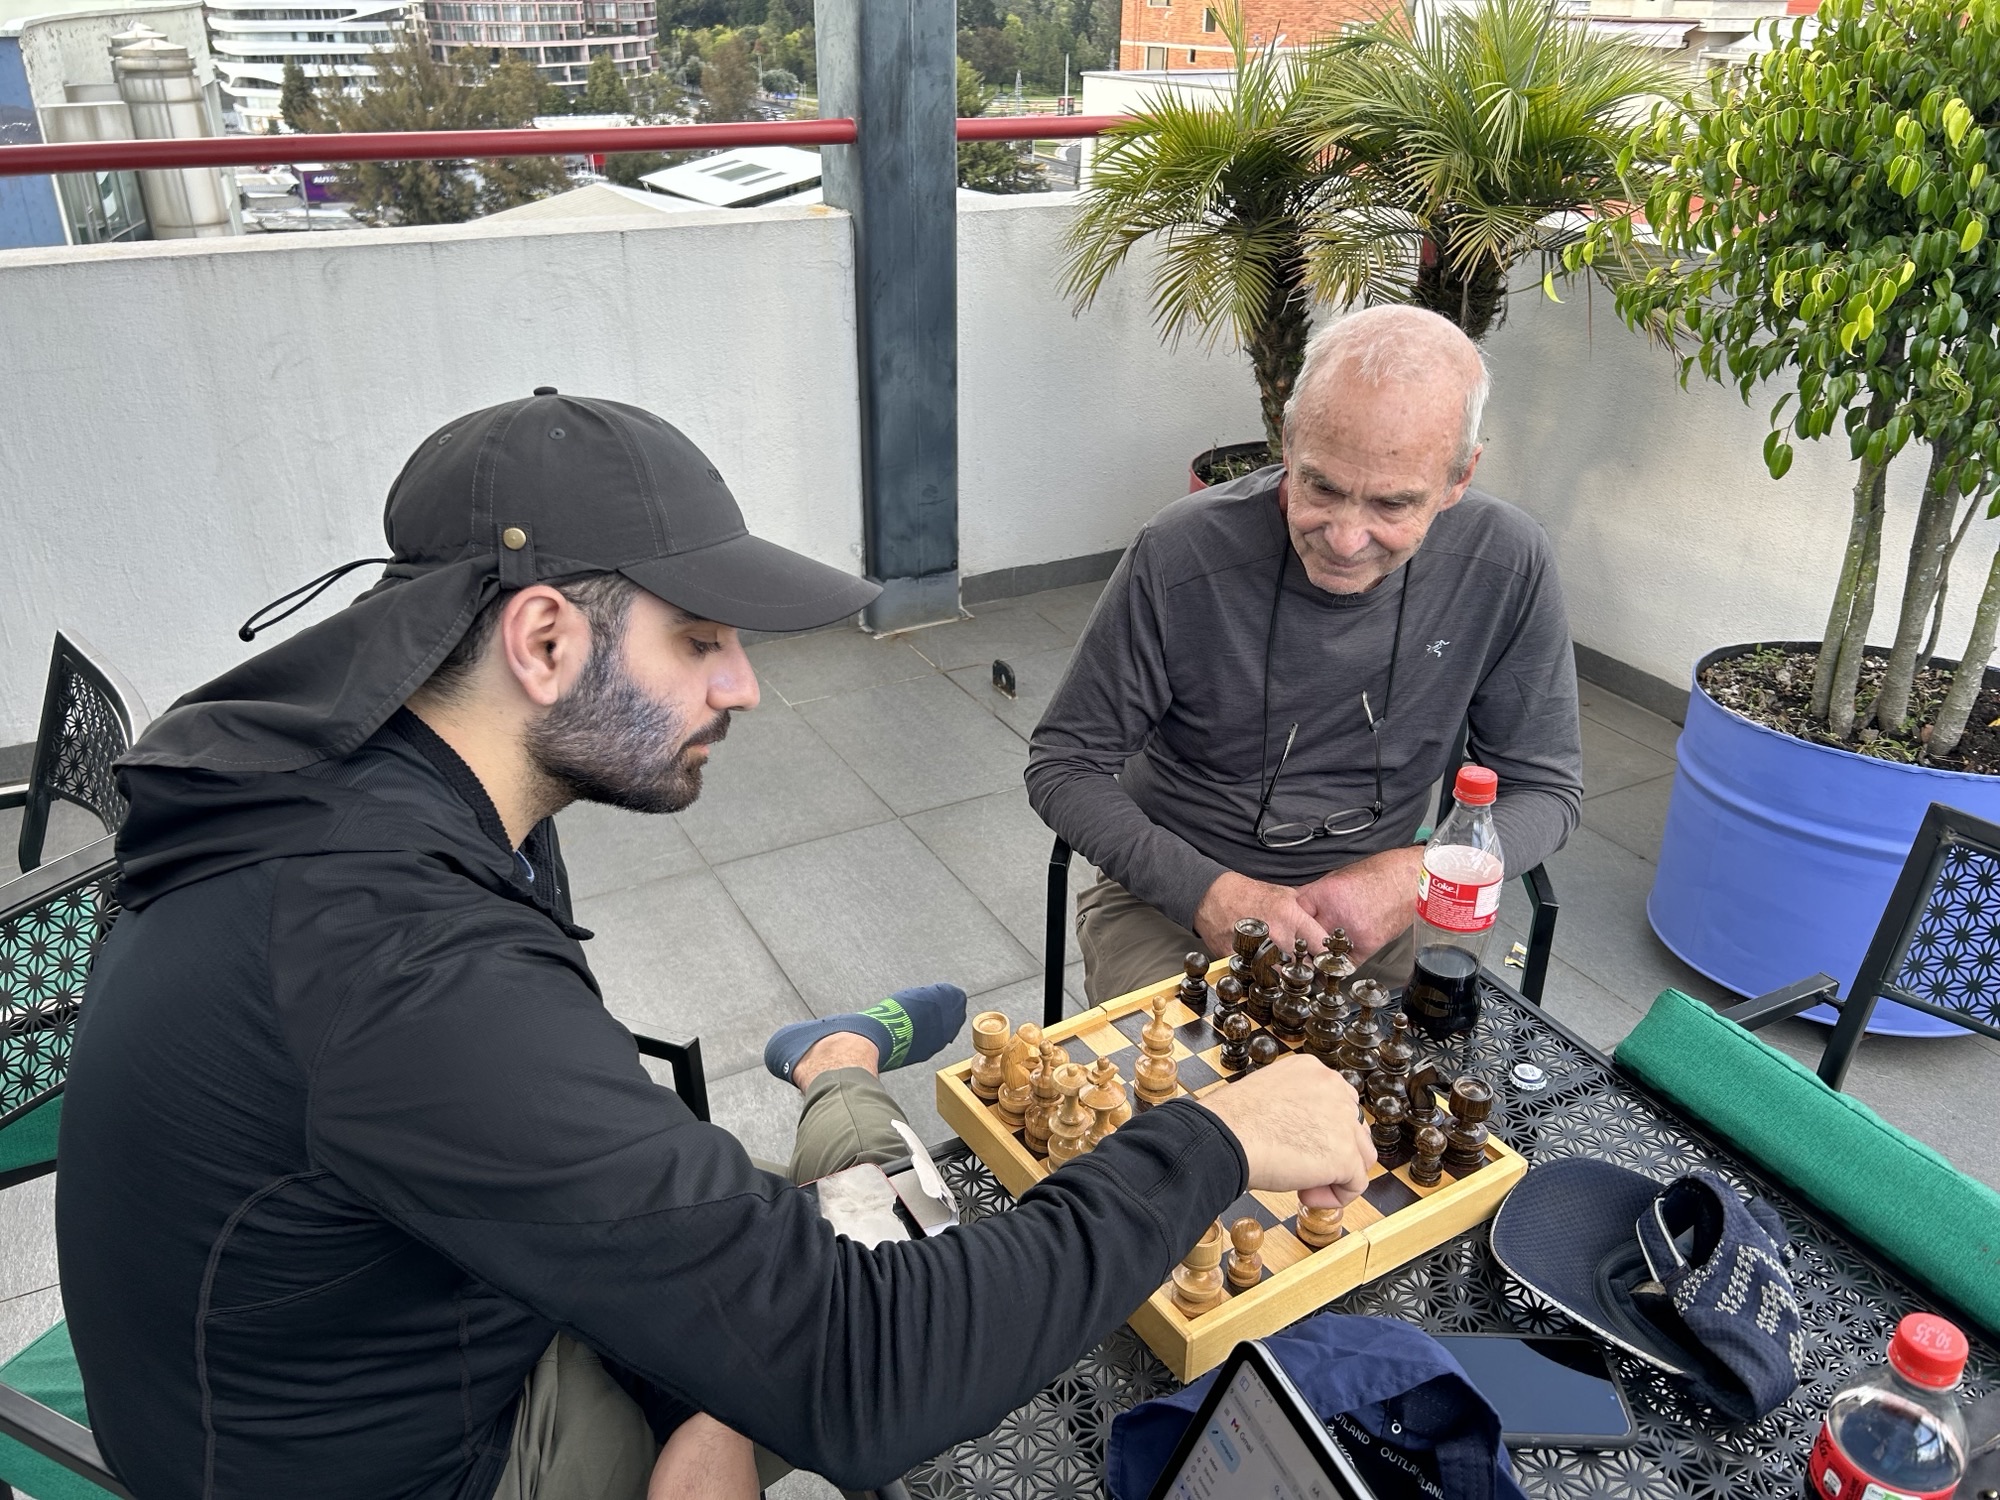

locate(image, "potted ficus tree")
[[1063, 0, 1679, 487], [1575, 0, 2000, 1025]]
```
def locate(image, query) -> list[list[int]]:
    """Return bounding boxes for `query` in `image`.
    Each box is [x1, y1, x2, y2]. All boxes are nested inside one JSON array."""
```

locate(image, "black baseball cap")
[[124, 389, 880, 776]]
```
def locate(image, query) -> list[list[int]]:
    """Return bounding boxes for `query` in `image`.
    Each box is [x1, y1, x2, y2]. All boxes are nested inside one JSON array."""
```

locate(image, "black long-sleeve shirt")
[[57, 711, 1247, 1499], [1026, 470, 1584, 929]]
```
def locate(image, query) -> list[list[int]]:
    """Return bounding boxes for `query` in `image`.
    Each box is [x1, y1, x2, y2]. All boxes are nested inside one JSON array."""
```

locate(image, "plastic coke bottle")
[[1408, 765, 1504, 1039], [1807, 1313, 1968, 1500]]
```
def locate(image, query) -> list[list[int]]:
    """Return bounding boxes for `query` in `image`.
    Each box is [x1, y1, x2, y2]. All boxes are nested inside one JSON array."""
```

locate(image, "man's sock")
[[763, 982, 968, 1084]]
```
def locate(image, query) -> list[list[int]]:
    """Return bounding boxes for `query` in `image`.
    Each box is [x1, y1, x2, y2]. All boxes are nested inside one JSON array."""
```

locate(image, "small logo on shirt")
[[1427, 639, 1451, 658]]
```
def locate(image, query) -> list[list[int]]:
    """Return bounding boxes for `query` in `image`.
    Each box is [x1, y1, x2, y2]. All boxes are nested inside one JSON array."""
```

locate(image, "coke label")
[[1807, 1424, 1957, 1500], [1416, 850, 1500, 933]]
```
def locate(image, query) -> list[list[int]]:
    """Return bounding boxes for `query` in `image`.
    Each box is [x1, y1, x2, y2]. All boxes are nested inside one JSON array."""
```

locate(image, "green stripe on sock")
[[863, 998, 915, 1069]]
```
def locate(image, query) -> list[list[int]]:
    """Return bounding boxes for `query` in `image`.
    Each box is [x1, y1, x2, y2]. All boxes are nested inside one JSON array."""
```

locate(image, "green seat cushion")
[[0, 1093, 61, 1178], [0, 1319, 120, 1499], [1616, 988, 2000, 1336]]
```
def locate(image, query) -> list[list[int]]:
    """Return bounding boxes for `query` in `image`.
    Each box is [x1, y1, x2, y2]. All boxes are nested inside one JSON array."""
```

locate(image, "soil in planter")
[[1702, 646, 2000, 774], [1193, 443, 1278, 486]]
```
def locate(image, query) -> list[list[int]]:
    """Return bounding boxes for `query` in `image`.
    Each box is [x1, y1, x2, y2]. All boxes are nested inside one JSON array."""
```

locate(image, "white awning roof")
[[1582, 18, 1698, 46]]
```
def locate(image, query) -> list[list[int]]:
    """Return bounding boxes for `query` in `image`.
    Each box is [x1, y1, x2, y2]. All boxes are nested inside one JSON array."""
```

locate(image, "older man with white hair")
[[1028, 305, 1584, 1002]]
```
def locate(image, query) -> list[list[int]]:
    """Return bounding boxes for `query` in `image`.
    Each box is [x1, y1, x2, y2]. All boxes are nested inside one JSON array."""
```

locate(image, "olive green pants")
[[492, 1066, 910, 1499], [1075, 873, 1417, 1005]]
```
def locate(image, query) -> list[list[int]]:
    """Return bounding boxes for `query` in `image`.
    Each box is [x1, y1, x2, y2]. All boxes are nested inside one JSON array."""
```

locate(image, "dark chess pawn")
[[1176, 952, 1213, 1016], [1214, 970, 1248, 1021], [1369, 1094, 1411, 1168], [1339, 1067, 1369, 1100], [1218, 1005, 1255, 1074], [1303, 990, 1343, 1065], [1315, 929, 1356, 998], [1351, 977, 1395, 1035], [1365, 1066, 1408, 1118], [1270, 939, 1314, 1047], [1443, 1075, 1495, 1175], [1410, 1124, 1447, 1186], [1246, 1032, 1283, 1071]]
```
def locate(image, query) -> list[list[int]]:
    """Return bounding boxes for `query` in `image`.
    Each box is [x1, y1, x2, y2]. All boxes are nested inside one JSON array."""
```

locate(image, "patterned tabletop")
[[905, 975, 2000, 1500]]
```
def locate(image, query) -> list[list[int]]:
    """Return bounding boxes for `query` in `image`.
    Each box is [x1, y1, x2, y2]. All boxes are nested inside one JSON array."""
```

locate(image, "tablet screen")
[[1161, 1359, 1367, 1500]]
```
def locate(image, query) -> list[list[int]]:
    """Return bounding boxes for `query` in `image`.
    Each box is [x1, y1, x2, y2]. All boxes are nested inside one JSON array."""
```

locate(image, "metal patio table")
[[903, 972, 2000, 1500]]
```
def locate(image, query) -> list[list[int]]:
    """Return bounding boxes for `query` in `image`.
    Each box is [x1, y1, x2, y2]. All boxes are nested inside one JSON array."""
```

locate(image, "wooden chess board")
[[935, 961, 1527, 1381]]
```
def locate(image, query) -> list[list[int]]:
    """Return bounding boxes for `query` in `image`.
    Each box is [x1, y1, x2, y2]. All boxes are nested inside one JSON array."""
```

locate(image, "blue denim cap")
[[1491, 1159, 1802, 1421], [1106, 1313, 1528, 1500]]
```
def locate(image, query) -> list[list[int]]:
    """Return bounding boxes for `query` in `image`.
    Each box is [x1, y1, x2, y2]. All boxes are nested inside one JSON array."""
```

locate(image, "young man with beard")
[[56, 391, 1377, 1500]]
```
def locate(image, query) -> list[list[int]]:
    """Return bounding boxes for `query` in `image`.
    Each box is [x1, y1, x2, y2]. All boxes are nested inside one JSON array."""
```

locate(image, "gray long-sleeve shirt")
[[1026, 466, 1584, 930]]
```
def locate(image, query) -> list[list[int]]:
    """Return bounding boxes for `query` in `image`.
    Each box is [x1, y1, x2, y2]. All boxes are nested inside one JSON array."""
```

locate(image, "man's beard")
[[527, 641, 729, 816]]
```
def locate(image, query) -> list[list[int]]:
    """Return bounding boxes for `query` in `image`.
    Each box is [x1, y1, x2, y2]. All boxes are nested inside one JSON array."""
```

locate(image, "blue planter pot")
[[1647, 642, 2000, 1036]]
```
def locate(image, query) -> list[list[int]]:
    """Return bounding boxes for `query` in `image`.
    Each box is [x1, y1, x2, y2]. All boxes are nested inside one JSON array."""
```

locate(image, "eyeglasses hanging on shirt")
[[1251, 545, 1409, 850]]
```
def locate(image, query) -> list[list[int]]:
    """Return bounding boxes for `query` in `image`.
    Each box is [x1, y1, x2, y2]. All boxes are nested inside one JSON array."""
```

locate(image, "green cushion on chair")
[[0, 1319, 119, 1500], [0, 1093, 61, 1178], [1616, 988, 2000, 1337]]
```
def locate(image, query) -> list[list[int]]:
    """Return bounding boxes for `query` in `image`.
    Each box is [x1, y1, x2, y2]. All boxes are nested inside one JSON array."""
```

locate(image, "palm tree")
[[1297, 0, 1681, 340], [1062, 19, 1332, 454]]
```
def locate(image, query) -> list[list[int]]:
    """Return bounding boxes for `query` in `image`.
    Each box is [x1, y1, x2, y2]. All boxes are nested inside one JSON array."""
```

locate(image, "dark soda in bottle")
[[1807, 1313, 1967, 1500], [1408, 766, 1503, 1040]]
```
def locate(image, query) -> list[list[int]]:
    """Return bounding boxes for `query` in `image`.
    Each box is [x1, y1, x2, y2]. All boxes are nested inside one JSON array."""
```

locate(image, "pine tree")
[[278, 57, 317, 133], [699, 34, 760, 121], [582, 52, 631, 114], [955, 57, 1036, 193]]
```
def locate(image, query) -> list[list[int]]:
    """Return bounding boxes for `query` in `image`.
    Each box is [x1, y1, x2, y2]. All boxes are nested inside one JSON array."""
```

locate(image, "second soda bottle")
[[1409, 765, 1504, 1039]]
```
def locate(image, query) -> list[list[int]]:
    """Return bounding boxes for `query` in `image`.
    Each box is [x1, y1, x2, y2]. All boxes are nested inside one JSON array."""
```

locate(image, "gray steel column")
[[816, 0, 960, 634]]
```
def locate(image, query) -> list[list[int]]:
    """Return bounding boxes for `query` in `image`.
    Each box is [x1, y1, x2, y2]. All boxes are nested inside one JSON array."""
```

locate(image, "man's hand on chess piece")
[[1197, 1055, 1376, 1210], [1296, 847, 1426, 961], [1192, 871, 1328, 959]]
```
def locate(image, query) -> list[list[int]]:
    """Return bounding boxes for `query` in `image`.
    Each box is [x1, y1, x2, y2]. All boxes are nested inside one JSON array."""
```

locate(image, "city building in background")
[[1, 1, 237, 248], [1116, 0, 1391, 70], [205, 0, 415, 132], [424, 0, 655, 92]]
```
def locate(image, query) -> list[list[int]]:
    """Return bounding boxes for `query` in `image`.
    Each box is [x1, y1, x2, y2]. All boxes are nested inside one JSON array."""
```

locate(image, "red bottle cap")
[[1888, 1313, 1968, 1389], [1453, 765, 1498, 806]]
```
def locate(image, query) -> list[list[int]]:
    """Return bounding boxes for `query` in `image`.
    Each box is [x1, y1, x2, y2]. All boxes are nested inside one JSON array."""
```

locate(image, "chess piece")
[[1339, 1067, 1369, 1099], [1176, 952, 1213, 1016], [1303, 980, 1345, 1064], [1369, 1093, 1411, 1168], [1172, 1221, 1226, 1315], [1352, 978, 1395, 1039], [1335, 1011, 1384, 1077], [1133, 994, 1180, 1110], [1046, 1063, 1094, 1167], [1023, 1040, 1070, 1157], [1088, 1056, 1132, 1129], [1218, 1005, 1254, 1074], [1376, 1015, 1416, 1095], [1246, 1032, 1283, 1071], [969, 1010, 1010, 1102], [1406, 1062, 1448, 1137], [1225, 1217, 1264, 1288], [994, 1023, 1042, 1131], [1410, 1124, 1447, 1187], [1314, 930, 1356, 997], [1295, 1201, 1345, 1249], [1214, 970, 1248, 1019], [1228, 919, 1271, 996], [1366, 1066, 1408, 1119], [1270, 939, 1314, 1047], [1082, 1069, 1126, 1149], [1443, 1075, 1495, 1175]]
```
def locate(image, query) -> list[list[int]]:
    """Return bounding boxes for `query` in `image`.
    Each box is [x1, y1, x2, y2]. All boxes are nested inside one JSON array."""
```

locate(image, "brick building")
[[1117, 0, 1396, 70]]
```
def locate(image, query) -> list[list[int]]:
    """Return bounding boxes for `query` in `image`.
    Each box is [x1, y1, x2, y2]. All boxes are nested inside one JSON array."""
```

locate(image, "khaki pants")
[[1075, 874, 1417, 1005], [493, 1066, 909, 1500]]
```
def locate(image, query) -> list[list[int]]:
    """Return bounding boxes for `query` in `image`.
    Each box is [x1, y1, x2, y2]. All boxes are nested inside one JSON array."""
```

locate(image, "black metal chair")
[[1721, 800, 2000, 1092], [0, 633, 151, 875]]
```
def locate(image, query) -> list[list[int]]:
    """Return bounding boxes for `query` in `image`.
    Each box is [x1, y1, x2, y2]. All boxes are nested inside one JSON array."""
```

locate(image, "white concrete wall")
[[1475, 286, 2000, 694]]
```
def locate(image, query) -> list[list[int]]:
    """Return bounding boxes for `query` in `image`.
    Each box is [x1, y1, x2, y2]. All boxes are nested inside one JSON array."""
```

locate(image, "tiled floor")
[[6, 582, 1999, 1498]]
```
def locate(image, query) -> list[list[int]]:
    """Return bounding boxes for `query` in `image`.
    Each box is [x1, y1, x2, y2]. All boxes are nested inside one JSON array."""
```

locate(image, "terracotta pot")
[[1188, 440, 1273, 492]]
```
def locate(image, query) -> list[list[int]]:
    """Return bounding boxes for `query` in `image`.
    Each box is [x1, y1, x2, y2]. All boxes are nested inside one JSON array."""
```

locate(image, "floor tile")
[[903, 787, 1097, 957], [799, 675, 1029, 817], [0, 1174, 55, 1303], [746, 627, 935, 707], [1023, 580, 1109, 640], [703, 1065, 809, 1172], [715, 821, 1037, 1017], [1582, 717, 1677, 800], [554, 800, 704, 903], [902, 598, 1073, 674], [947, 645, 1074, 744], [673, 706, 895, 867], [1581, 773, 1675, 864], [1578, 681, 1683, 757], [0, 1286, 61, 1365], [575, 866, 812, 1081], [767, 1469, 843, 1500], [1523, 954, 1650, 1055]]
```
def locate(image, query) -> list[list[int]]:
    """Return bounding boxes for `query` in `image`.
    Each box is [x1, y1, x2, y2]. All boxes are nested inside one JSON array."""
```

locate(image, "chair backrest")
[[0, 838, 120, 1135], [16, 634, 151, 874], [1813, 802, 2000, 1088]]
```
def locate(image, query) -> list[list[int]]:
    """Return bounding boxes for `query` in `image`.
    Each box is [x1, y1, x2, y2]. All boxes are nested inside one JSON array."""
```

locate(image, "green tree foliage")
[[602, 70, 685, 186], [700, 32, 761, 120], [760, 67, 799, 95], [1064, 22, 1330, 451], [956, 57, 1039, 193], [1298, 0, 1682, 340], [279, 57, 317, 134], [582, 52, 631, 114], [1577, 0, 2000, 752], [309, 33, 570, 224], [959, 0, 1113, 91]]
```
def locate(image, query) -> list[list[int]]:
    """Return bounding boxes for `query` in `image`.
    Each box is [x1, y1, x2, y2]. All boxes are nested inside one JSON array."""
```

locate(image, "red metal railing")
[[0, 113, 1121, 178]]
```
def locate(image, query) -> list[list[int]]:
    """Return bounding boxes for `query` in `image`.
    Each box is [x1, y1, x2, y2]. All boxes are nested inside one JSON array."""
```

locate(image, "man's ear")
[[495, 586, 588, 708], [1440, 444, 1483, 510]]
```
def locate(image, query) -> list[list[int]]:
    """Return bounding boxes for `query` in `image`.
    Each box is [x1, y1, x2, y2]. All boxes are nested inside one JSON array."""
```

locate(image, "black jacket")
[[56, 711, 1247, 1499]]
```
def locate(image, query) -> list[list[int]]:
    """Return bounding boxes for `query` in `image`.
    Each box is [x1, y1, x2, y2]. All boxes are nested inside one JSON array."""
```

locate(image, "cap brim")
[[622, 532, 882, 633], [1489, 1158, 1700, 1375]]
